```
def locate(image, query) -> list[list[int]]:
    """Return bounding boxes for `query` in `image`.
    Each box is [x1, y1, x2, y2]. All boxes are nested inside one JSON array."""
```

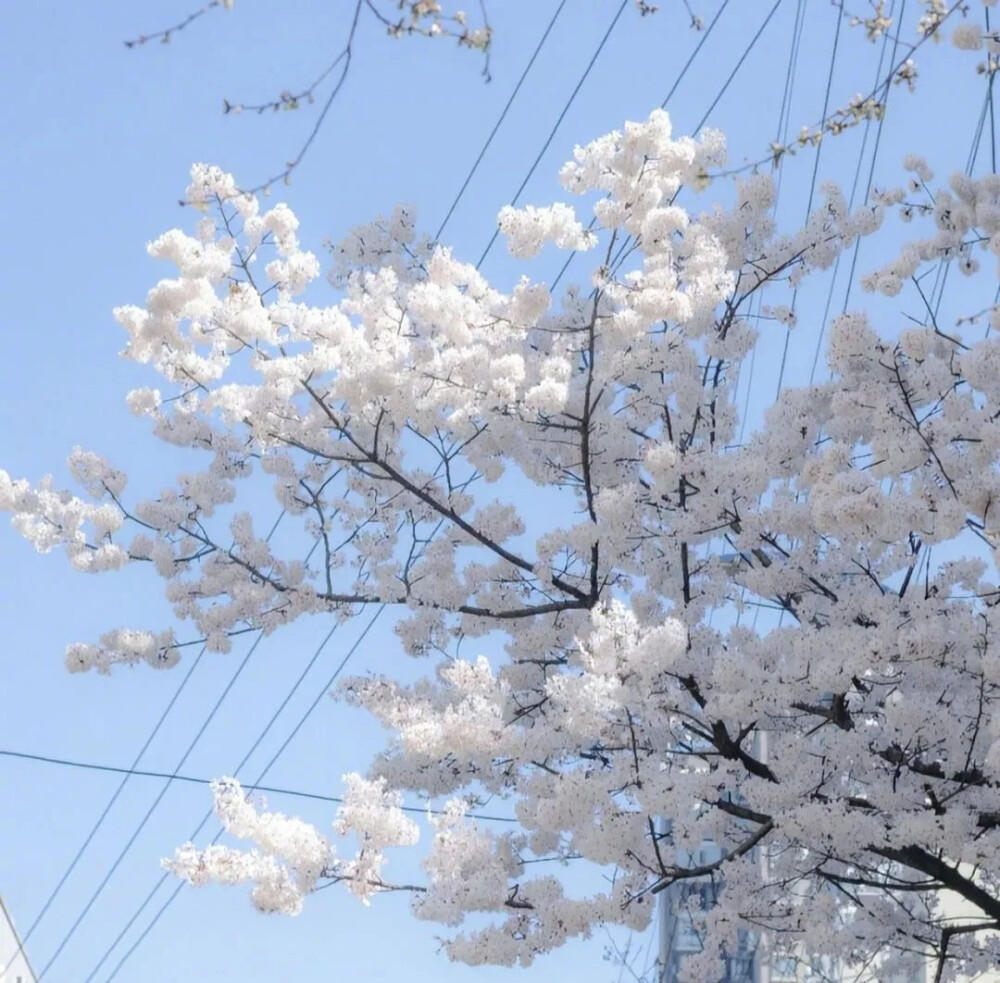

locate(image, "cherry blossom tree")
[[7, 18, 1000, 983]]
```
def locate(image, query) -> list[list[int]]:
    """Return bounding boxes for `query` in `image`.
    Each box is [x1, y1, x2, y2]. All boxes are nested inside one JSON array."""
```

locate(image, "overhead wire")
[[928, 45, 1000, 322], [775, 0, 807, 159], [834, 4, 906, 311], [33, 16, 976, 974], [733, 0, 807, 449], [100, 2, 987, 978], [599, 0, 791, 641], [807, 0, 904, 385], [22, 5, 577, 974], [32, 2, 950, 979], [434, 0, 569, 242], [915, 87, 992, 336], [704, 0, 804, 643], [83, 509, 465, 976], [659, 0, 733, 112], [550, 0, 780, 293], [988, 7, 997, 176], [70, 5, 614, 974], [575, 0, 743, 288], [476, 0, 631, 268], [485, 2, 769, 678], [88, 512, 462, 977], [87, 607, 385, 983], [728, 0, 806, 632], [0, 748, 514, 824], [788, 4, 999, 623], [549, 0, 734, 291], [925, 34, 997, 337], [689, 0, 783, 139], [922, 87, 990, 325], [771, 1, 843, 400], [602, 0, 783, 287], [983, 6, 1000, 340], [768, 4, 893, 632], [769, 0, 993, 631], [807, 0, 989, 368], [81, 1, 689, 971], [0, 508, 287, 980], [523, 0, 788, 658], [35, 615, 291, 981]]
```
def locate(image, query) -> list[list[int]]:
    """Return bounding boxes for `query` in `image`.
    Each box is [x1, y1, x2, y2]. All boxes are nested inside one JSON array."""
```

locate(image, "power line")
[[82, 14, 640, 972], [88, 502, 476, 976], [690, 0, 782, 138], [746, 2, 903, 639], [434, 0, 569, 242], [772, 0, 843, 400], [476, 0, 631, 269], [808, 0, 904, 384], [731, 0, 804, 448], [11, 6, 568, 953], [80, 494, 485, 977], [550, 0, 738, 294], [0, 509, 287, 980], [16, 5, 582, 976], [24, 5, 844, 979], [748, 0, 852, 635], [987, 7, 997, 175], [32, 507, 330, 978], [658, 0, 733, 113], [87, 606, 379, 982], [774, 0, 807, 159], [835, 0, 907, 318], [922, 27, 997, 332], [79, 298, 552, 983], [5, 651, 206, 958], [81, 8, 634, 963], [46, 12, 588, 973], [29, 6, 570, 969], [0, 748, 514, 824], [550, 0, 782, 293], [35, 624, 277, 981], [692, 0, 793, 398]]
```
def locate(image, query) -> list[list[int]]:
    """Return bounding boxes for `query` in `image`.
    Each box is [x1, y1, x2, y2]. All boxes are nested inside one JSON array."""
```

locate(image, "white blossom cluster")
[[167, 778, 333, 914], [6, 107, 1000, 978], [167, 773, 419, 912]]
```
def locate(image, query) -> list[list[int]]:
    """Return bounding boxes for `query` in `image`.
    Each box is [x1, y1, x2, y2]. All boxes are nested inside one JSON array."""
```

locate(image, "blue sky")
[[0, 2, 993, 981]]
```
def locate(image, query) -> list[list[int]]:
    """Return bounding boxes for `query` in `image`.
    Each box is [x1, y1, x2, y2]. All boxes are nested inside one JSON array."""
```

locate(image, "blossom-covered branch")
[[8, 92, 1000, 978]]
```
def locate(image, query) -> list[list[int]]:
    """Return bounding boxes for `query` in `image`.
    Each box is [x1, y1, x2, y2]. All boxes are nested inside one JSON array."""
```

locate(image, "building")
[[657, 840, 756, 982], [0, 896, 36, 983], [654, 729, 1000, 982], [657, 846, 1000, 983]]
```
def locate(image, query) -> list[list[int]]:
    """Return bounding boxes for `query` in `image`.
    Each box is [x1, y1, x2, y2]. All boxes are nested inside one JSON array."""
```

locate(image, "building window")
[[771, 955, 798, 980]]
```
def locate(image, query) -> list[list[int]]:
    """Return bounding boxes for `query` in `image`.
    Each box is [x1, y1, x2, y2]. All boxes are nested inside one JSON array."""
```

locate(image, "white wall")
[[0, 897, 36, 983]]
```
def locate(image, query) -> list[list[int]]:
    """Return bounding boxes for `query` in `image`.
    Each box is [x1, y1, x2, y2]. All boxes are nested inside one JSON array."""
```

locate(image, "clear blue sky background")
[[0, 2, 991, 982]]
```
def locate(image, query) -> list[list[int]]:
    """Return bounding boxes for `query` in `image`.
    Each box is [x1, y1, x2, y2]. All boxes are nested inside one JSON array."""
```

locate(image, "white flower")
[[497, 203, 596, 258]]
